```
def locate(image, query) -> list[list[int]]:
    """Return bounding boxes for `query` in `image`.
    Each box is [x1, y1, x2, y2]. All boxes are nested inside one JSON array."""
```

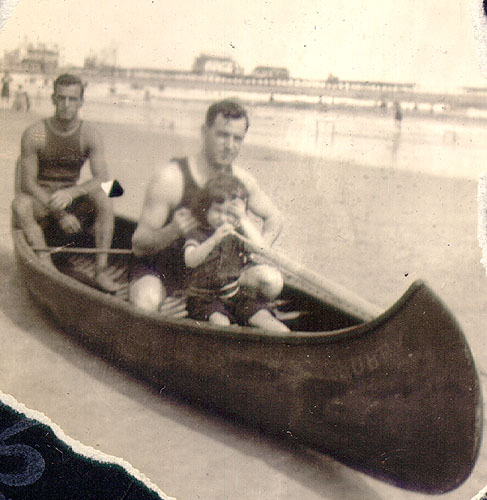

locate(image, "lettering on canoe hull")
[[333, 338, 404, 384], [298, 338, 421, 430]]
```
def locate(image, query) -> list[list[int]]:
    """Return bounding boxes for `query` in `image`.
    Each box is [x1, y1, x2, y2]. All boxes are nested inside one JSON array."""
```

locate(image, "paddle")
[[33, 246, 134, 255], [233, 233, 383, 322], [33, 238, 383, 321]]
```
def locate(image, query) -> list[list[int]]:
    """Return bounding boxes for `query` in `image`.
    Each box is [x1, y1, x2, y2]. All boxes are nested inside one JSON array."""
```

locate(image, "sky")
[[0, 0, 486, 90]]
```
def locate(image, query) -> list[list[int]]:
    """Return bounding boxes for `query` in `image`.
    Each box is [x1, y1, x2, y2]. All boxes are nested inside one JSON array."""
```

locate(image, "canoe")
[[12, 215, 482, 494]]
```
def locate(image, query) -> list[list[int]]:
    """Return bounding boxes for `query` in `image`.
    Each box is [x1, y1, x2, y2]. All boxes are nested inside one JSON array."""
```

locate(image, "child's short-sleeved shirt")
[[184, 227, 247, 292]]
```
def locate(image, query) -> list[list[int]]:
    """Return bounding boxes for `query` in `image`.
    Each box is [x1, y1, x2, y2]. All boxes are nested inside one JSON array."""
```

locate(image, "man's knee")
[[129, 275, 166, 312]]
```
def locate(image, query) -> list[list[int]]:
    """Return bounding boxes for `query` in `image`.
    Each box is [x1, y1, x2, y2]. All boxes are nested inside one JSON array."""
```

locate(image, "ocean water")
[[24, 78, 487, 180]]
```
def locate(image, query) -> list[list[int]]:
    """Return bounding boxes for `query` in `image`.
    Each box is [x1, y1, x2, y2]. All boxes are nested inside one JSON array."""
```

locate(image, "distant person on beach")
[[391, 101, 403, 162], [12, 73, 117, 292], [1, 71, 13, 104], [184, 175, 289, 331], [394, 101, 403, 128], [12, 85, 30, 112], [130, 99, 283, 313]]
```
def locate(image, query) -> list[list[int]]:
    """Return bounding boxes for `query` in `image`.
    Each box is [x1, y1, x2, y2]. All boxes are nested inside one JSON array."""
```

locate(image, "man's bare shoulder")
[[232, 165, 258, 189], [154, 160, 185, 182], [21, 120, 46, 150], [233, 164, 281, 221], [22, 120, 45, 139], [80, 121, 103, 145], [147, 160, 185, 205]]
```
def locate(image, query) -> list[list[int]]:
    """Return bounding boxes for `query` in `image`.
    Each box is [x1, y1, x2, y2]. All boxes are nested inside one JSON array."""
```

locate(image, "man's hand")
[[49, 188, 75, 211], [172, 207, 198, 237], [59, 213, 82, 234], [228, 198, 246, 222]]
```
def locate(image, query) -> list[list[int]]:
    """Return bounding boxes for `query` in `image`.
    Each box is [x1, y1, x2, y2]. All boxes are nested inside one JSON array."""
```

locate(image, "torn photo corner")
[[0, 390, 175, 500], [477, 172, 487, 274], [101, 179, 124, 198], [0, 0, 19, 33]]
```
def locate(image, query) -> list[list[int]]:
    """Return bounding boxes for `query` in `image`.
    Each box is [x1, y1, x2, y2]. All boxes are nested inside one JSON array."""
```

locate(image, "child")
[[184, 175, 289, 332]]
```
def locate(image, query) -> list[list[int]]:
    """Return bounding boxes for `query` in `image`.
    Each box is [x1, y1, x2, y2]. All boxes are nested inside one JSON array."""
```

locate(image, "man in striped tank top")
[[12, 74, 117, 292]]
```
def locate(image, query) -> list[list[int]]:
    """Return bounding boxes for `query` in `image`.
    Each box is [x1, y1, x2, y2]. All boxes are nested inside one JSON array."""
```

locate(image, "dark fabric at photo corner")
[[0, 399, 164, 500]]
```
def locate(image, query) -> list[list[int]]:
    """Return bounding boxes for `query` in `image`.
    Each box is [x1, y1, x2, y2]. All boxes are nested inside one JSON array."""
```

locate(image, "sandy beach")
[[0, 103, 485, 499]]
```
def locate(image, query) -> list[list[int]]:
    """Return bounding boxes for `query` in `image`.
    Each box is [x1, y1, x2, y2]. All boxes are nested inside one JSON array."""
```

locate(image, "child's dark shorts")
[[187, 288, 268, 326]]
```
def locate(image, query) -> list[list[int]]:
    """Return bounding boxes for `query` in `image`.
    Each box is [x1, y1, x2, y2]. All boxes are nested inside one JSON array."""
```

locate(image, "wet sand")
[[0, 106, 486, 500]]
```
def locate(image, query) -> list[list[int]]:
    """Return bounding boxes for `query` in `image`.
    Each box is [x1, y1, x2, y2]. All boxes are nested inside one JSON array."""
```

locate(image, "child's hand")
[[213, 223, 234, 244], [228, 198, 246, 222]]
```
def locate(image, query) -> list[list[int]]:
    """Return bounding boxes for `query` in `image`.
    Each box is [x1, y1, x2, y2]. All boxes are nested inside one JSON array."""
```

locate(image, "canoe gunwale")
[[13, 226, 426, 345]]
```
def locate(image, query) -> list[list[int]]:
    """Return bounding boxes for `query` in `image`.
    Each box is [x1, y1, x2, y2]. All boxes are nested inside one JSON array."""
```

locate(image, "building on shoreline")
[[3, 42, 59, 73], [251, 66, 290, 79], [192, 54, 243, 76]]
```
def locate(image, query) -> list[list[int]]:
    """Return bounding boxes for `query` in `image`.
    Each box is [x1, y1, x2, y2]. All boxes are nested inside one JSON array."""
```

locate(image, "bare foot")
[[95, 270, 120, 293]]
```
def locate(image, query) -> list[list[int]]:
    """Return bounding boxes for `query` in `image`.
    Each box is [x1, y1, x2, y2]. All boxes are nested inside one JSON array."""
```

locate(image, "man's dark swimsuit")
[[38, 120, 95, 241], [38, 119, 89, 184], [129, 157, 203, 294]]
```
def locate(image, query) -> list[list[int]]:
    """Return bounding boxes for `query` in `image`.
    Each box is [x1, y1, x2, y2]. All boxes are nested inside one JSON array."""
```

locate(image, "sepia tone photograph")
[[0, 0, 486, 498]]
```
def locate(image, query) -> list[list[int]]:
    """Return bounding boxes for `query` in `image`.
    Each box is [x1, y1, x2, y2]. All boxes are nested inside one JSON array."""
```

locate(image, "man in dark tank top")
[[130, 99, 284, 314], [12, 74, 117, 292]]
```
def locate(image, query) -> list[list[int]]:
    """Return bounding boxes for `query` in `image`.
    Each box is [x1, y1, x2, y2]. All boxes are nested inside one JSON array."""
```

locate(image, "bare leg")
[[129, 274, 166, 312], [239, 264, 284, 301], [248, 309, 290, 333], [90, 188, 117, 291], [208, 311, 231, 326], [11, 193, 55, 267]]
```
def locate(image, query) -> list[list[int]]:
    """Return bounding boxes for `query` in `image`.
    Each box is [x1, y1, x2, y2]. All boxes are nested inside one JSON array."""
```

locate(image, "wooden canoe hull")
[[12, 223, 482, 494]]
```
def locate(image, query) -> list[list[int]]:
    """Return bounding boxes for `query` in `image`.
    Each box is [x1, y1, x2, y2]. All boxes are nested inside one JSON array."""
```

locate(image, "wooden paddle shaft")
[[234, 233, 383, 322], [33, 239, 382, 320], [33, 246, 134, 255]]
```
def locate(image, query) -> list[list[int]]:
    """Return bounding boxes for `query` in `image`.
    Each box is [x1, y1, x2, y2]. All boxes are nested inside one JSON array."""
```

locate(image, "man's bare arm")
[[234, 167, 283, 245], [238, 216, 267, 251], [132, 163, 197, 256], [55, 125, 109, 205], [20, 124, 52, 207], [81, 124, 110, 194]]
